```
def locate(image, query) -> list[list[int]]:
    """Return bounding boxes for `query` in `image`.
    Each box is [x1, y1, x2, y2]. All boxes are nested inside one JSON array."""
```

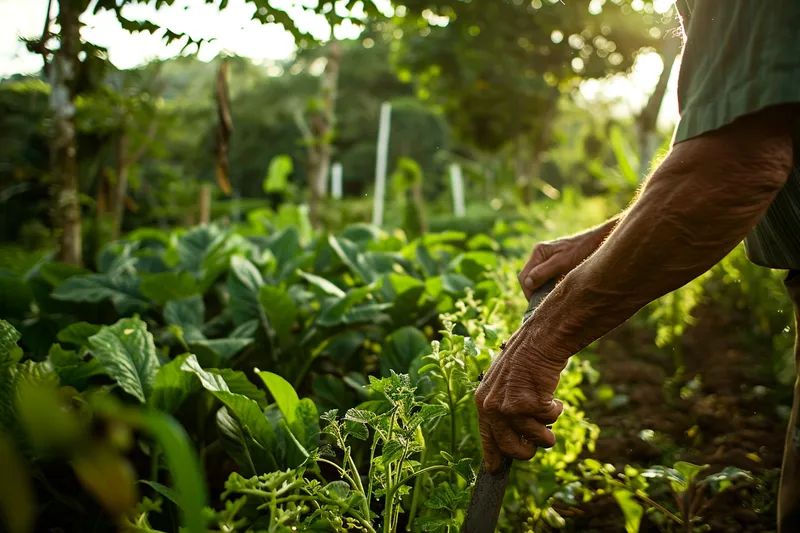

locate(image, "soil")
[[566, 301, 793, 533]]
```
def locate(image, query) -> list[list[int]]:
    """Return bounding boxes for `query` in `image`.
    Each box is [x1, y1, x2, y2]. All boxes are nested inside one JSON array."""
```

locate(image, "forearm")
[[530, 116, 794, 361]]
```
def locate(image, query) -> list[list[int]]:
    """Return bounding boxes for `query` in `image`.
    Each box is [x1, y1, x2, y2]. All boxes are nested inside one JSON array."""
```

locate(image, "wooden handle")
[[461, 278, 559, 533]]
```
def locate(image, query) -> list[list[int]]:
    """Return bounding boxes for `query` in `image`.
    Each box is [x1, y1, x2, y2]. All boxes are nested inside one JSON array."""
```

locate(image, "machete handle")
[[522, 277, 558, 325], [461, 278, 559, 533]]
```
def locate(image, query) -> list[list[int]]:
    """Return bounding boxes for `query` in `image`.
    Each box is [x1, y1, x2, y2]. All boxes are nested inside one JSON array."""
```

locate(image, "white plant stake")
[[331, 162, 343, 199], [372, 102, 392, 227], [450, 163, 466, 217]]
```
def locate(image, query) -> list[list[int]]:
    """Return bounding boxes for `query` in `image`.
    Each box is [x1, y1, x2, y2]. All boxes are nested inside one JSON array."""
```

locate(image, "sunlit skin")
[[475, 104, 797, 473]]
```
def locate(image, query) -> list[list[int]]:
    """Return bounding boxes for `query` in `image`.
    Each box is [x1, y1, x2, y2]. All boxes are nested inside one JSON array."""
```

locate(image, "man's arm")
[[537, 105, 794, 357], [475, 105, 795, 472]]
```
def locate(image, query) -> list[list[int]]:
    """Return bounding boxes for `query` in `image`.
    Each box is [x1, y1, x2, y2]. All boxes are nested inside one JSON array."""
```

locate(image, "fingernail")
[[524, 278, 534, 289]]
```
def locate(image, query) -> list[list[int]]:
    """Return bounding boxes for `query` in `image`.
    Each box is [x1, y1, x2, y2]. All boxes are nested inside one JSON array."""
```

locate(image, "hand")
[[473, 323, 567, 473], [519, 223, 614, 299]]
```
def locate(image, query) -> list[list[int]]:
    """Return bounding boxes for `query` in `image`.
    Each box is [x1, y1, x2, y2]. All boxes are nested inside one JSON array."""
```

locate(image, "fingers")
[[518, 244, 552, 299], [524, 260, 561, 295], [533, 399, 564, 425], [479, 416, 504, 473], [509, 416, 557, 448], [492, 419, 538, 462]]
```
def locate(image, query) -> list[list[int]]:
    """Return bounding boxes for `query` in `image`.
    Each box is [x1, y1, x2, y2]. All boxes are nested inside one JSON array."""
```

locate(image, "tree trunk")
[[51, 0, 82, 265], [110, 131, 129, 240], [637, 36, 680, 170], [306, 39, 342, 229], [199, 184, 212, 225], [215, 59, 233, 196]]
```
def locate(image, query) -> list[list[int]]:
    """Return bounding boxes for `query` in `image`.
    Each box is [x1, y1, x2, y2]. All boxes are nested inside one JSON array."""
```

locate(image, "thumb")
[[524, 259, 561, 294]]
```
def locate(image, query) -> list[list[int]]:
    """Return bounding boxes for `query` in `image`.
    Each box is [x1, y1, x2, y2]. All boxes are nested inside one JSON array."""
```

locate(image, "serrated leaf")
[[425, 482, 469, 511], [381, 439, 404, 465], [344, 420, 369, 440], [88, 318, 161, 403], [344, 409, 376, 425], [0, 320, 22, 365], [324, 480, 351, 501]]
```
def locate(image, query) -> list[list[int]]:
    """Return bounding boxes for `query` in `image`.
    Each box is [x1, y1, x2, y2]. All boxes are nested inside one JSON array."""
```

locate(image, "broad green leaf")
[[164, 296, 205, 342], [612, 489, 643, 533], [216, 407, 270, 477], [0, 434, 34, 533], [673, 461, 708, 484], [229, 320, 258, 339], [188, 338, 252, 362], [416, 244, 439, 277], [702, 467, 752, 493], [176, 225, 223, 273], [52, 274, 148, 315], [328, 235, 377, 284], [139, 272, 198, 303], [150, 354, 199, 413], [227, 256, 265, 326], [257, 371, 300, 430], [298, 271, 345, 297], [381, 327, 430, 376], [341, 224, 382, 245], [317, 330, 365, 365], [180, 355, 229, 392], [467, 234, 499, 251], [214, 369, 267, 408], [263, 154, 293, 194], [295, 398, 320, 451], [138, 410, 208, 533], [88, 318, 161, 403], [39, 262, 92, 286], [214, 393, 278, 471], [0, 273, 33, 319], [265, 226, 301, 273], [48, 344, 105, 389], [441, 273, 473, 296], [139, 480, 180, 507], [56, 322, 102, 347], [316, 281, 382, 327], [258, 286, 299, 345]]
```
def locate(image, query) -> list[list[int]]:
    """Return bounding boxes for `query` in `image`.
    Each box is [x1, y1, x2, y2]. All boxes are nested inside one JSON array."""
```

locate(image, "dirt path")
[[568, 302, 791, 532]]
